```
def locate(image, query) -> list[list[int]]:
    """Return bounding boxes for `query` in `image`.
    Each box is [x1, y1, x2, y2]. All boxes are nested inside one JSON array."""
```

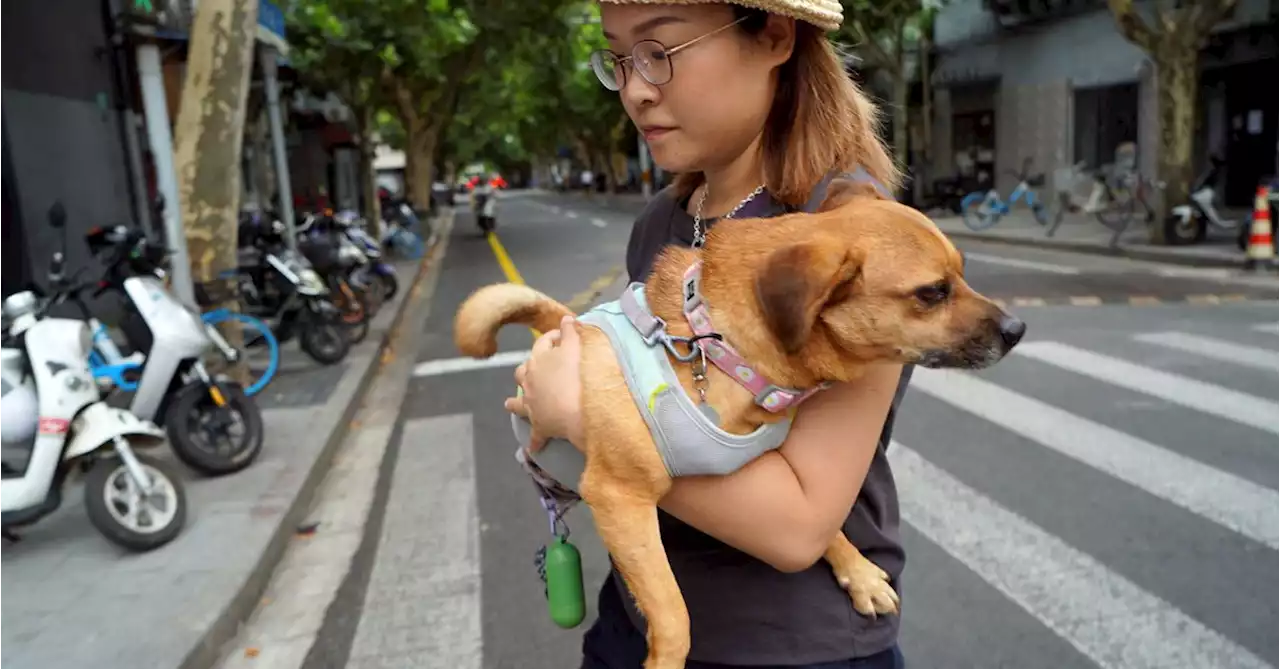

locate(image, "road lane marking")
[[891, 443, 1273, 669], [485, 232, 541, 339], [1128, 295, 1162, 306], [346, 414, 482, 667], [591, 217, 607, 228], [1067, 296, 1102, 306], [566, 211, 579, 219], [1014, 341, 1279, 434], [1133, 332, 1279, 371], [910, 368, 1279, 548], [413, 350, 530, 378], [1251, 322, 1279, 334], [962, 252, 1081, 275], [1011, 297, 1047, 307]]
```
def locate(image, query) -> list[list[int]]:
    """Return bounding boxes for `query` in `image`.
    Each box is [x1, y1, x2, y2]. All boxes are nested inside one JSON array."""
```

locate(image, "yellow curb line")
[[1068, 296, 1103, 306], [485, 231, 541, 340], [1128, 296, 1161, 306]]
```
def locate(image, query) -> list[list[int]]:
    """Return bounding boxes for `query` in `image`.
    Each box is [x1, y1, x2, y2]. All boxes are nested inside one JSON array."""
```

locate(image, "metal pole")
[[122, 111, 153, 233], [638, 136, 652, 199], [136, 42, 195, 305], [259, 46, 298, 251]]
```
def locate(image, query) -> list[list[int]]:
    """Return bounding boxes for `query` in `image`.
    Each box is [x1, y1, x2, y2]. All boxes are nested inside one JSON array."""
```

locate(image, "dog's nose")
[[998, 314, 1027, 349]]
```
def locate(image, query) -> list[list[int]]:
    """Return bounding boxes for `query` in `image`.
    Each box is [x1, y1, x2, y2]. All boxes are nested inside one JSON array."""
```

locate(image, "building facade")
[[930, 0, 1277, 207], [2, 0, 143, 295]]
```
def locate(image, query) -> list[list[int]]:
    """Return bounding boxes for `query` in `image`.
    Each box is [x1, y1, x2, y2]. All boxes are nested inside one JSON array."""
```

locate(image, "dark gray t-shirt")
[[609, 186, 913, 665]]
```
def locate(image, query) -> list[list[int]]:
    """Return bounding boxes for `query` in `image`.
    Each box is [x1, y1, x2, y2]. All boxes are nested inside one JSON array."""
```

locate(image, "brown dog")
[[454, 180, 1025, 669]]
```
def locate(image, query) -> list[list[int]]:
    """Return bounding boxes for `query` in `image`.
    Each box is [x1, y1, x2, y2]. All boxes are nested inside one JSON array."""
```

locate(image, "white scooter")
[[1, 205, 187, 550], [1167, 155, 1242, 245], [80, 224, 264, 476]]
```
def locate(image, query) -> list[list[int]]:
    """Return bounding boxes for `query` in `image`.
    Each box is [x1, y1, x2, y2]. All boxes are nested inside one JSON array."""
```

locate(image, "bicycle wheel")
[[201, 309, 280, 397], [960, 192, 1003, 231]]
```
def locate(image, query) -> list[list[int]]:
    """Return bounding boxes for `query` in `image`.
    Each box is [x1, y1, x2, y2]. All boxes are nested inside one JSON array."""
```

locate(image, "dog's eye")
[[914, 282, 951, 306]]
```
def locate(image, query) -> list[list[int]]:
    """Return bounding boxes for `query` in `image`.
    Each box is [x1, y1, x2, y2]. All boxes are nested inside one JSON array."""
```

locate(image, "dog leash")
[[517, 445, 588, 628]]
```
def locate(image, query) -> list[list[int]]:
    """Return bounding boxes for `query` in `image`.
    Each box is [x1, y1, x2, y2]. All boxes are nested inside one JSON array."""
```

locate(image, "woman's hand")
[[504, 315, 584, 451]]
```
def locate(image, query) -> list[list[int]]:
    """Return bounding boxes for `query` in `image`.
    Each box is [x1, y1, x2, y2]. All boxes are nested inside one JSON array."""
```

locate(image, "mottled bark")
[[1152, 49, 1198, 244], [173, 0, 258, 379], [404, 120, 439, 213], [353, 105, 382, 238], [1106, 0, 1238, 243]]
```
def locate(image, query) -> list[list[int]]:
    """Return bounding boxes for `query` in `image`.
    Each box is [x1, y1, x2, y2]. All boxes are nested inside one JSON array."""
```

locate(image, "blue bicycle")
[[960, 157, 1050, 231], [88, 309, 280, 398]]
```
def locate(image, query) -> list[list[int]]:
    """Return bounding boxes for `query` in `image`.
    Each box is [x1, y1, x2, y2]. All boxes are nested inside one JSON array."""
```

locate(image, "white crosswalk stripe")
[[1250, 322, 1278, 334], [1133, 331, 1279, 371], [1013, 341, 1278, 434], [892, 442, 1272, 669], [893, 322, 1279, 667], [909, 367, 1279, 548]]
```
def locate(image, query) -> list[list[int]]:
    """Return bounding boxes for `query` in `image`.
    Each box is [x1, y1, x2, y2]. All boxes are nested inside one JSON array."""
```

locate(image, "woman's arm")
[[658, 362, 904, 572]]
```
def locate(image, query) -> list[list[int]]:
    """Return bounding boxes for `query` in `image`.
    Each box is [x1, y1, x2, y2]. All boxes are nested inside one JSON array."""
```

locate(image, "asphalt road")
[[219, 191, 1280, 669]]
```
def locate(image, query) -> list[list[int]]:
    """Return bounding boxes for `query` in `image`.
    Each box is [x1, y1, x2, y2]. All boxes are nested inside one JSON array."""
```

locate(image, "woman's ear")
[[757, 14, 796, 66]]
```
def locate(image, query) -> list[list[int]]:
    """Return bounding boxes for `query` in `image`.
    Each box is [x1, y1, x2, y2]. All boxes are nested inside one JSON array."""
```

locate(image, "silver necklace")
[[692, 183, 765, 248]]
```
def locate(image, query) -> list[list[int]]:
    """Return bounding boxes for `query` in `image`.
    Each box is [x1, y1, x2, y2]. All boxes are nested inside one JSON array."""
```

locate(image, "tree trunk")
[[919, 29, 934, 205], [354, 105, 382, 238], [172, 0, 258, 382], [404, 120, 438, 213], [891, 74, 910, 197], [1150, 46, 1198, 244]]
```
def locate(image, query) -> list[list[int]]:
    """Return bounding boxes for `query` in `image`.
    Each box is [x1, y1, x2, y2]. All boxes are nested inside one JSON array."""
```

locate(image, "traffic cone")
[[1244, 185, 1277, 272]]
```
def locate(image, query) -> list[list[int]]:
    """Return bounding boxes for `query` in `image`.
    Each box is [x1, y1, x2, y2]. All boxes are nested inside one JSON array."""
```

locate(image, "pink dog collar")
[[681, 262, 827, 413]]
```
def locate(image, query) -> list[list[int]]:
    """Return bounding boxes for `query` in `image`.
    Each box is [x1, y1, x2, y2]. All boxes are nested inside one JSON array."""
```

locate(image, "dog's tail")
[[454, 283, 575, 358]]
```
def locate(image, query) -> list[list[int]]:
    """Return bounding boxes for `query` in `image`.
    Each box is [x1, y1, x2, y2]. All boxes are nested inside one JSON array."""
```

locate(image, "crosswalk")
[[893, 319, 1279, 668]]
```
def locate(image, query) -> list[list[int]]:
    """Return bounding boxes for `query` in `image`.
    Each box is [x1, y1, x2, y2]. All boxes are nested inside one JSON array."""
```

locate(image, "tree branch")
[[1107, 0, 1155, 51], [1190, 0, 1238, 37]]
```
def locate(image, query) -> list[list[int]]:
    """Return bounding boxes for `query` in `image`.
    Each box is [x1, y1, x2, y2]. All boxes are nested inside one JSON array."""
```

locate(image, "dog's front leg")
[[580, 466, 688, 669], [824, 533, 900, 617]]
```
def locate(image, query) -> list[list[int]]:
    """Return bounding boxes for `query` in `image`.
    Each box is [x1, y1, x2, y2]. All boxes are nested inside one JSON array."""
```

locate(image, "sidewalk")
[[934, 210, 1254, 269], [0, 211, 451, 669]]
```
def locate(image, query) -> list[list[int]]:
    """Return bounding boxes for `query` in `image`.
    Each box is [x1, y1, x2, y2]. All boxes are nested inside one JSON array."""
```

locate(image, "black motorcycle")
[[232, 213, 351, 365]]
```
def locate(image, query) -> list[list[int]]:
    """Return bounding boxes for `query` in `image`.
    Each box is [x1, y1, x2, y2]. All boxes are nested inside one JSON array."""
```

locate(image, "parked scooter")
[[80, 224, 264, 476], [235, 216, 352, 365], [1, 204, 187, 550], [1167, 154, 1242, 246], [331, 210, 399, 302], [296, 212, 373, 344]]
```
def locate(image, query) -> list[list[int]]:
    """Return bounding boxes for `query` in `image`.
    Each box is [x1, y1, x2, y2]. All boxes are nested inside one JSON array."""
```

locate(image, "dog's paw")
[[831, 553, 900, 617]]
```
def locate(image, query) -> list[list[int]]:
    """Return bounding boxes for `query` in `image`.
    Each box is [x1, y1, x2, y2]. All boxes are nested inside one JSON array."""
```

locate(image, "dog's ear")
[[755, 242, 862, 354], [818, 177, 883, 213]]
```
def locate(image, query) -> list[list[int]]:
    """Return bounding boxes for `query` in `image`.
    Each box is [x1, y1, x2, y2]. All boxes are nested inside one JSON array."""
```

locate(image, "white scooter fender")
[[64, 402, 167, 461]]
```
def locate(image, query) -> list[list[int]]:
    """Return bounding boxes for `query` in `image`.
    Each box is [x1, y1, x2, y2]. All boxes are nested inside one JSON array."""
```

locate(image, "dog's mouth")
[[916, 334, 1018, 370]]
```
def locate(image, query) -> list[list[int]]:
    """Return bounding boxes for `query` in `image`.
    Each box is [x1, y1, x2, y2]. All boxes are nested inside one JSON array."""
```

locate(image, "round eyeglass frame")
[[588, 16, 748, 92]]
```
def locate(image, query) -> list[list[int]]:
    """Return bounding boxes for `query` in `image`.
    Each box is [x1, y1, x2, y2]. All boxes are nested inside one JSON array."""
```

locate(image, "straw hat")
[[597, 0, 844, 32]]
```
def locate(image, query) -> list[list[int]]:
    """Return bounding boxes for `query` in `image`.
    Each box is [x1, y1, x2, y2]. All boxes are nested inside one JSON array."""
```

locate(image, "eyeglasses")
[[589, 16, 748, 92]]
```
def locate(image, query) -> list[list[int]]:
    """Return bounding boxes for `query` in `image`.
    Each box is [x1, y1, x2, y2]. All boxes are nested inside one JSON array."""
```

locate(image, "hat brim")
[[596, 0, 843, 32]]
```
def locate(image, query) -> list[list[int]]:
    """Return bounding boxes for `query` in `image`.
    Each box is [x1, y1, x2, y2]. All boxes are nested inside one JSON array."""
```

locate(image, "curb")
[[941, 229, 1251, 270], [179, 208, 454, 669]]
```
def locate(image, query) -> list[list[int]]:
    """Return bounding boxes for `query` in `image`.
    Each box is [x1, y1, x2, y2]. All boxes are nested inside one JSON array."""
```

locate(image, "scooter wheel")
[[300, 322, 351, 365], [165, 381, 264, 476], [378, 272, 399, 301], [84, 451, 187, 552]]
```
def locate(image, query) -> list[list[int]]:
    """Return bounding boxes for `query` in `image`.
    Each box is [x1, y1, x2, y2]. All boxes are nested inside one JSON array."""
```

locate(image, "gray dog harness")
[[513, 167, 889, 514]]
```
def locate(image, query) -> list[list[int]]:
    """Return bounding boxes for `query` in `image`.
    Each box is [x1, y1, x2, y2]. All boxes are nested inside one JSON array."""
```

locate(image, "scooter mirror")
[[48, 202, 67, 229]]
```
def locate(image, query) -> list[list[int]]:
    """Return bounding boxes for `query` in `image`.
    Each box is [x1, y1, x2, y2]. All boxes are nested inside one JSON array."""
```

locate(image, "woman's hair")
[[673, 6, 901, 206]]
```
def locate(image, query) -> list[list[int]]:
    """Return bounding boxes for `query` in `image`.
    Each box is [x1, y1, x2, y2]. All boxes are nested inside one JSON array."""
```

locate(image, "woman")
[[506, 1, 913, 667]]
